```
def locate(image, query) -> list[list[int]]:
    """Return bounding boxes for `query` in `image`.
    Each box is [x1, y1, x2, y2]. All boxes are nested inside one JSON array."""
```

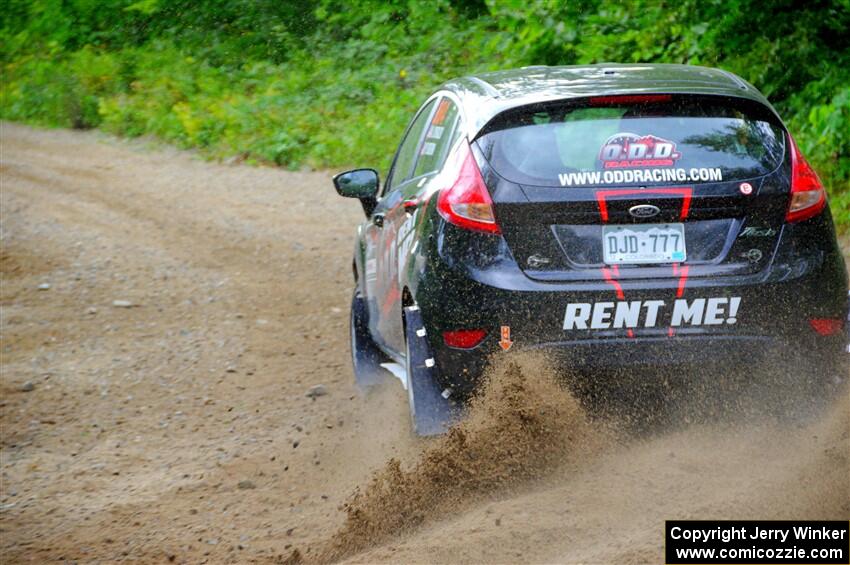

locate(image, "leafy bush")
[[1, 0, 848, 229]]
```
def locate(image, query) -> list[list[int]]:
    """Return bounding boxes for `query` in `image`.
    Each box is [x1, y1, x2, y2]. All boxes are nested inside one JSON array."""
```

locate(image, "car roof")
[[439, 64, 777, 137]]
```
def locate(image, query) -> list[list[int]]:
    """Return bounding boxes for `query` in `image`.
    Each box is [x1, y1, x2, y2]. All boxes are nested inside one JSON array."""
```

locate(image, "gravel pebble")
[[305, 384, 328, 399]]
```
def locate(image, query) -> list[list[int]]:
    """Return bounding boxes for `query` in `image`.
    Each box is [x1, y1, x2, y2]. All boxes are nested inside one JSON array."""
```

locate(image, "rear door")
[[369, 98, 437, 354], [380, 97, 462, 353], [473, 94, 788, 283]]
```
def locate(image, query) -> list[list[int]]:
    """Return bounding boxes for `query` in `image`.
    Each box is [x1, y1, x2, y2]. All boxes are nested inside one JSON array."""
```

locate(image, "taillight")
[[786, 134, 826, 223], [442, 329, 487, 349], [808, 318, 844, 336], [437, 141, 500, 234]]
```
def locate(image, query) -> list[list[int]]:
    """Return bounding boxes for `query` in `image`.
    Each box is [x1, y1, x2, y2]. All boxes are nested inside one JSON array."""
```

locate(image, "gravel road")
[[1, 122, 847, 564]]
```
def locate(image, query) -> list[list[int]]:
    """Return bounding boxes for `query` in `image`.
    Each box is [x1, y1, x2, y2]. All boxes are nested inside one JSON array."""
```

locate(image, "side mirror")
[[334, 169, 379, 199], [333, 169, 379, 217]]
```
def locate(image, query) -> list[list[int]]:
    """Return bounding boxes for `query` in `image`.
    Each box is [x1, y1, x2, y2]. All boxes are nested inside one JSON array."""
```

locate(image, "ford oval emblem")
[[629, 204, 661, 219]]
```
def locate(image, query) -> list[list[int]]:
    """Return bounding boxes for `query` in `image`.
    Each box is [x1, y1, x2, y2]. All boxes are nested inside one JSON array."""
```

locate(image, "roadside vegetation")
[[2, 0, 848, 229]]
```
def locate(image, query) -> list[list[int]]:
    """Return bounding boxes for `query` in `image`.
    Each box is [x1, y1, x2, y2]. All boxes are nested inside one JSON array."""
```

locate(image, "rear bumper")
[[413, 229, 848, 395], [529, 334, 781, 368], [432, 331, 846, 395]]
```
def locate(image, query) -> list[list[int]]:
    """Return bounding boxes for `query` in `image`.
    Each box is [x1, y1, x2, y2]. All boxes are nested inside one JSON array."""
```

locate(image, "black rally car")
[[333, 64, 848, 435]]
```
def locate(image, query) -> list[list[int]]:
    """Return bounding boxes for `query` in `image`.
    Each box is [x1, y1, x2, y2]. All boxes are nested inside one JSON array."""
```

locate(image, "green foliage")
[[1, 0, 848, 228]]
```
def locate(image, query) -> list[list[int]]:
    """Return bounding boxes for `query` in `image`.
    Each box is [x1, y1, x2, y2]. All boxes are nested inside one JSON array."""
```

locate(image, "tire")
[[350, 289, 386, 389], [403, 305, 456, 436]]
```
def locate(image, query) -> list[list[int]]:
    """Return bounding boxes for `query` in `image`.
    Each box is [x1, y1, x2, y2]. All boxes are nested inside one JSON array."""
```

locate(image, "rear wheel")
[[350, 289, 386, 389], [403, 305, 456, 436]]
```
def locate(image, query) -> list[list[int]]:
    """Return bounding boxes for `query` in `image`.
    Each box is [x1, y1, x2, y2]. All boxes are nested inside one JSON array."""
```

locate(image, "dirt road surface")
[[1, 122, 848, 564]]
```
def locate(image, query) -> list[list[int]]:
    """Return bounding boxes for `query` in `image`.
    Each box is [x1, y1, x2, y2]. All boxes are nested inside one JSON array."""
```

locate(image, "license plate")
[[603, 223, 686, 264]]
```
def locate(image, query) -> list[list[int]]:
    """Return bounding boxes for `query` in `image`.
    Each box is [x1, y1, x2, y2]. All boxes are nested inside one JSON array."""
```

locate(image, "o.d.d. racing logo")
[[599, 133, 682, 169]]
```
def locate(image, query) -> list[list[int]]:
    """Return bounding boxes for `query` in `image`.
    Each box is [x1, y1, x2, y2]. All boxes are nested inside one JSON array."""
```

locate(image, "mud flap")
[[350, 290, 386, 389], [404, 306, 458, 436]]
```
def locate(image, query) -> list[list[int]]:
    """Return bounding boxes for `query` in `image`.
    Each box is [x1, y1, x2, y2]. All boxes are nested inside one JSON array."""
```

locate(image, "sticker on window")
[[432, 99, 451, 125], [420, 141, 436, 156], [599, 133, 682, 169], [559, 167, 723, 187], [427, 125, 445, 140]]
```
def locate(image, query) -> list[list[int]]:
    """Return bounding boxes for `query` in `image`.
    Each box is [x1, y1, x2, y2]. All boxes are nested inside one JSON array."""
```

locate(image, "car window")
[[412, 98, 461, 179], [475, 95, 785, 187], [385, 99, 436, 193]]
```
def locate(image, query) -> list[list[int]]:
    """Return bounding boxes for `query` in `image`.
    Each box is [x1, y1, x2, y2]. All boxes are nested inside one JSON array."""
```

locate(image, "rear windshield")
[[475, 95, 786, 188]]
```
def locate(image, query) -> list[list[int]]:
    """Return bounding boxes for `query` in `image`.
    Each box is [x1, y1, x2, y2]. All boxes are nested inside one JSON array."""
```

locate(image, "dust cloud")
[[318, 352, 613, 562], [308, 352, 847, 564]]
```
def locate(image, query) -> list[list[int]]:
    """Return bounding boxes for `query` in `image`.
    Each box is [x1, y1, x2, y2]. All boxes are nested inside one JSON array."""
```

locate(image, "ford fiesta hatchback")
[[333, 64, 848, 435]]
